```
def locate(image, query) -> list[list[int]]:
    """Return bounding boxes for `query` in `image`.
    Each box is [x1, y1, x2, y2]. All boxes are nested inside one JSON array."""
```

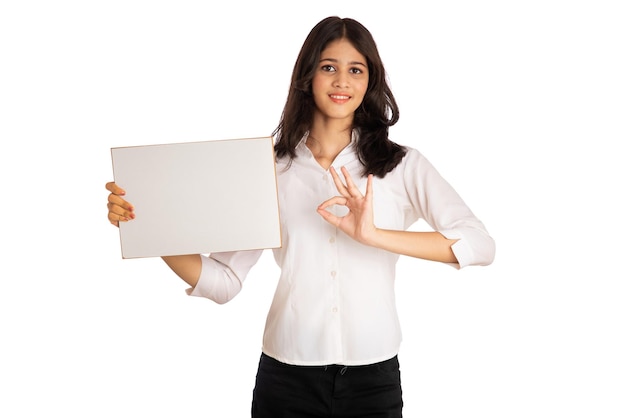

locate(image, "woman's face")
[[311, 38, 369, 124]]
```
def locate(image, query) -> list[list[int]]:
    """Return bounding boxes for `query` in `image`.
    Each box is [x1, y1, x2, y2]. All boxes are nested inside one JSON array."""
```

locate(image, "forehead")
[[320, 38, 366, 64]]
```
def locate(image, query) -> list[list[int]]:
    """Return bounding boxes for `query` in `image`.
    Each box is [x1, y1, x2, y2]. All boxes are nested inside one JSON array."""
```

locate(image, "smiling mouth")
[[329, 94, 351, 102]]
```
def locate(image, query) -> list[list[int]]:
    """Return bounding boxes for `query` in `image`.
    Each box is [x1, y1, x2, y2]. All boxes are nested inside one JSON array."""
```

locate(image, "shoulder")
[[394, 145, 427, 170], [385, 144, 447, 186]]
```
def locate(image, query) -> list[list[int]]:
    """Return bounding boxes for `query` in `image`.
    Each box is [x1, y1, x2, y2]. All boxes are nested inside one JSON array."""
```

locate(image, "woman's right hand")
[[106, 182, 135, 227]]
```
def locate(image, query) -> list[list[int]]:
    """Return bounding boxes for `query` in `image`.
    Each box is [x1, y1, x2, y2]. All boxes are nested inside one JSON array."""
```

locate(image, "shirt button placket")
[[324, 169, 342, 357], [330, 237, 339, 315], [330, 250, 342, 358]]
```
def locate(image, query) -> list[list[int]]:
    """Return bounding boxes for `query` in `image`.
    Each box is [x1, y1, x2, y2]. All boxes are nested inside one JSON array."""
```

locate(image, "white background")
[[1, 1, 624, 417]]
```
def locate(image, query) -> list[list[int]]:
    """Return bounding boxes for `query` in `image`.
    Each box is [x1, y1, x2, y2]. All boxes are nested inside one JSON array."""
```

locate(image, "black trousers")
[[251, 353, 403, 418]]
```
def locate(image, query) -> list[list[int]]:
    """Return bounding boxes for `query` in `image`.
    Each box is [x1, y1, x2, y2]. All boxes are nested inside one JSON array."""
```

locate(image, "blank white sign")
[[111, 137, 281, 258]]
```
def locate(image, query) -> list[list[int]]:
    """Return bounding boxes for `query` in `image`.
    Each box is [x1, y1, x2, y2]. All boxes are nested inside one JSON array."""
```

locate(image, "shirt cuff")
[[440, 228, 495, 269]]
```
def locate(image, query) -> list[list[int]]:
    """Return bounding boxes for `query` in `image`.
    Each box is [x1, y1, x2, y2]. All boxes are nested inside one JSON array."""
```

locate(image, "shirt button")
[[330, 270, 336, 278], [322, 174, 328, 181], [329, 236, 335, 244], [332, 307, 338, 313]]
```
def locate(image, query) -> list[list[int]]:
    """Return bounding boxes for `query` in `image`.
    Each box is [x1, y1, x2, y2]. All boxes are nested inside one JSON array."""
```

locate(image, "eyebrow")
[[319, 57, 368, 67]]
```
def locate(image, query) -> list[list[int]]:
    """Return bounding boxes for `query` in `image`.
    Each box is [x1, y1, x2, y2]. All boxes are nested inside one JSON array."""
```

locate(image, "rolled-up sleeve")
[[440, 226, 496, 268], [404, 148, 496, 269], [186, 249, 264, 304]]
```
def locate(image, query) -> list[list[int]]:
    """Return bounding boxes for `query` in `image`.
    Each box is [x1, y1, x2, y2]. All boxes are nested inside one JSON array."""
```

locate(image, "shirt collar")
[[295, 130, 358, 156]]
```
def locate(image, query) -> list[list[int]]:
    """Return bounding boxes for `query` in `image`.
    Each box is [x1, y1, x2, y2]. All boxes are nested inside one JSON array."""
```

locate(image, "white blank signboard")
[[111, 137, 281, 258]]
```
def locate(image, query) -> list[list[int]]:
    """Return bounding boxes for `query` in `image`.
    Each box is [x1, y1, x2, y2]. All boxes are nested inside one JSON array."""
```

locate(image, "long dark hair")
[[273, 16, 406, 178]]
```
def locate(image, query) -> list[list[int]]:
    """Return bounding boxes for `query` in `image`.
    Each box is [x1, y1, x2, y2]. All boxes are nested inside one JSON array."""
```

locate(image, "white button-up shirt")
[[188, 133, 495, 366]]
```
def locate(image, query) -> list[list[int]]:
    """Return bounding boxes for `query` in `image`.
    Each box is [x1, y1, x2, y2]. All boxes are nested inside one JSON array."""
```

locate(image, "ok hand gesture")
[[317, 166, 377, 246]]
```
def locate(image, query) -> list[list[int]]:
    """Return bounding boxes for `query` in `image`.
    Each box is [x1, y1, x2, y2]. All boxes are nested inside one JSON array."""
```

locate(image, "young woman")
[[106, 16, 495, 418]]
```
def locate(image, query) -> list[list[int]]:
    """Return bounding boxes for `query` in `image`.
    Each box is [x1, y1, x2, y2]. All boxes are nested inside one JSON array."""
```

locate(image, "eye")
[[349, 67, 363, 74], [321, 64, 336, 72]]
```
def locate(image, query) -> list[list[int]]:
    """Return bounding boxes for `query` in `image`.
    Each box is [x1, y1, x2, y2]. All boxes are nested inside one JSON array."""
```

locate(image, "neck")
[[309, 112, 352, 147], [306, 112, 354, 169], [306, 129, 352, 171]]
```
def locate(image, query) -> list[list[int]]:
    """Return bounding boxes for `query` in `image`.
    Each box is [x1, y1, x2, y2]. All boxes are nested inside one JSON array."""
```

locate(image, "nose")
[[332, 70, 349, 88]]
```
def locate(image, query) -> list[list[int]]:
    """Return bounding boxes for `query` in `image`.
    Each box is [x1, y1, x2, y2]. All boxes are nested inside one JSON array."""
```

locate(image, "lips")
[[329, 94, 351, 103]]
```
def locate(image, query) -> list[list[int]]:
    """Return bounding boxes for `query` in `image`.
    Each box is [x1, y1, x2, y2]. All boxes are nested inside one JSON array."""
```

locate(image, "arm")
[[317, 167, 457, 263], [162, 255, 202, 287], [317, 164, 494, 267], [368, 230, 458, 264]]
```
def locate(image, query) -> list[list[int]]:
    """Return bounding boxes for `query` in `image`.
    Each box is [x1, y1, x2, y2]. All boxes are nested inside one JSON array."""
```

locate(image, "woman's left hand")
[[317, 166, 377, 246]]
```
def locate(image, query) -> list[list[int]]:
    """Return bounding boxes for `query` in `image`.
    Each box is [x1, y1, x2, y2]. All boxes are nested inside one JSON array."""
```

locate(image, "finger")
[[105, 181, 134, 211], [317, 196, 348, 210], [316, 206, 342, 227], [341, 166, 362, 197], [107, 210, 128, 227], [365, 174, 374, 202], [107, 201, 134, 221], [329, 166, 350, 197], [105, 181, 126, 196], [108, 212, 120, 227], [107, 192, 134, 212]]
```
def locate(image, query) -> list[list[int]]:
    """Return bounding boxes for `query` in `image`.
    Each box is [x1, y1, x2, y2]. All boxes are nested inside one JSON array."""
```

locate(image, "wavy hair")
[[273, 16, 406, 178]]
